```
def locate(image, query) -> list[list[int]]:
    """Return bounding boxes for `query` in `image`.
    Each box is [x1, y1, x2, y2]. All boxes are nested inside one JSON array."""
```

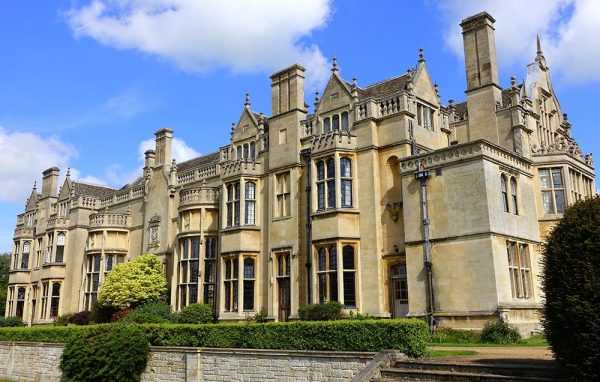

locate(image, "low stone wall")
[[0, 342, 375, 382]]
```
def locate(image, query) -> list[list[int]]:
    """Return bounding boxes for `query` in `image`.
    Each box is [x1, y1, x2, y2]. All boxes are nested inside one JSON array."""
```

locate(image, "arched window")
[[15, 287, 26, 318], [340, 157, 352, 207], [317, 161, 326, 209], [236, 146, 242, 160], [323, 117, 331, 133], [50, 283, 61, 318], [250, 141, 256, 161], [316, 246, 338, 303], [501, 175, 509, 212], [226, 182, 241, 227], [342, 245, 356, 307], [341, 112, 349, 131], [55, 233, 65, 263], [326, 158, 336, 208], [21, 241, 30, 269], [245, 182, 256, 225], [243, 144, 249, 159], [243, 258, 255, 311], [332, 114, 340, 130], [510, 177, 518, 215]]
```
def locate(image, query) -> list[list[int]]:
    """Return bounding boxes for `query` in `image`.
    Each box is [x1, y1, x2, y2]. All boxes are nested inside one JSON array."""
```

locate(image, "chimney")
[[270, 64, 306, 117], [154, 128, 173, 166], [41, 167, 60, 198], [461, 12, 502, 144], [144, 149, 156, 169]]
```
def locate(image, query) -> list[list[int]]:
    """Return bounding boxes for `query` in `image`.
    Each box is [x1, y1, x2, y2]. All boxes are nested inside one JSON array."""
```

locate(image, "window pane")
[[205, 261, 215, 283], [341, 180, 352, 207], [189, 285, 198, 304], [542, 191, 554, 214], [329, 246, 337, 270], [317, 161, 325, 180], [318, 248, 326, 271], [343, 273, 356, 307], [329, 273, 338, 302], [327, 180, 336, 208], [245, 182, 255, 200], [340, 158, 351, 177], [243, 281, 254, 310], [190, 260, 199, 283], [539, 169, 551, 189], [332, 115, 339, 130], [317, 183, 325, 209], [552, 168, 564, 188], [324, 117, 331, 132], [191, 237, 200, 258], [555, 190, 566, 213], [343, 246, 354, 269], [326, 159, 335, 179], [244, 258, 254, 278], [245, 201, 255, 225], [341, 112, 349, 130]]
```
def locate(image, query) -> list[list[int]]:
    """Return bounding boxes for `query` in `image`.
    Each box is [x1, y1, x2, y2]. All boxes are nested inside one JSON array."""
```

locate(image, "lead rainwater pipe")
[[301, 148, 313, 304]]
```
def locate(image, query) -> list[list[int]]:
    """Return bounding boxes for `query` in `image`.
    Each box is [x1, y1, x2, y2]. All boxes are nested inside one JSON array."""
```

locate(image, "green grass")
[[427, 334, 548, 348], [426, 349, 478, 357]]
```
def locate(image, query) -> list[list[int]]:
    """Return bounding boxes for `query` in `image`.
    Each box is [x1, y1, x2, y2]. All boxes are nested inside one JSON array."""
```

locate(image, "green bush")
[[346, 311, 373, 320], [0, 319, 429, 356], [298, 301, 344, 321], [245, 307, 268, 323], [429, 328, 481, 344], [90, 301, 117, 324], [176, 303, 214, 324], [119, 311, 170, 324], [136, 301, 175, 322], [480, 321, 521, 344], [53, 313, 74, 326], [60, 325, 150, 382], [68, 311, 91, 326], [543, 196, 600, 381], [0, 316, 24, 327]]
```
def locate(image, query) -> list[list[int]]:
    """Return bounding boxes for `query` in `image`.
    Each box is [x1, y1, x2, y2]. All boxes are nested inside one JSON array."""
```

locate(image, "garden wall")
[[0, 342, 375, 382]]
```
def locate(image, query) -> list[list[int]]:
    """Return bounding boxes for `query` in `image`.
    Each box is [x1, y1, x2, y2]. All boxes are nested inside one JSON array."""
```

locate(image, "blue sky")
[[1, 0, 598, 251]]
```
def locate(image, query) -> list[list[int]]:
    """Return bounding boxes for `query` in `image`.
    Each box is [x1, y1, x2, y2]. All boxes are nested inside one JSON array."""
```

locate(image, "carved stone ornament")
[[149, 213, 161, 224], [150, 225, 159, 244], [386, 202, 402, 222]]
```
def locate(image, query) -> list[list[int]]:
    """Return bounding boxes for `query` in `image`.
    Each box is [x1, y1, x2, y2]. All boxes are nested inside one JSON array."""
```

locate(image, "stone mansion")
[[5, 12, 595, 333]]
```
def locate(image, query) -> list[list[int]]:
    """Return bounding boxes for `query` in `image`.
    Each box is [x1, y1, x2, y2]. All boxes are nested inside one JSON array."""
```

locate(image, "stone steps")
[[371, 359, 558, 382]]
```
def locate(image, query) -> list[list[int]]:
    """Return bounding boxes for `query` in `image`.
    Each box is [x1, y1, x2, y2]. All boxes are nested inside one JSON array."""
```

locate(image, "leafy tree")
[[98, 254, 167, 310], [0, 252, 10, 316], [542, 196, 600, 380]]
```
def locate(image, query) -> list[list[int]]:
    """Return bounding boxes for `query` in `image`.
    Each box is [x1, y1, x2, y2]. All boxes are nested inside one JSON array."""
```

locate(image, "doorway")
[[390, 264, 409, 317], [277, 252, 291, 322]]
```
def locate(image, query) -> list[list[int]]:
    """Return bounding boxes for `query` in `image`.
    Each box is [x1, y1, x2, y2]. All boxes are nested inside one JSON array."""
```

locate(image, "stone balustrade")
[[13, 226, 34, 238], [177, 163, 220, 186], [179, 187, 220, 208], [89, 212, 130, 229], [47, 216, 68, 229], [531, 136, 593, 166], [99, 185, 145, 208], [355, 91, 414, 121]]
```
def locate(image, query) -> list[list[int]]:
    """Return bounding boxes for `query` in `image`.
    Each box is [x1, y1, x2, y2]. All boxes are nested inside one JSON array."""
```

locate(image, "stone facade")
[[5, 12, 595, 333], [0, 342, 372, 382]]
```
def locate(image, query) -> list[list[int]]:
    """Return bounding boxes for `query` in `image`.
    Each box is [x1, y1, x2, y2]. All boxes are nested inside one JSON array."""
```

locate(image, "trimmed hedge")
[[0, 316, 24, 327], [480, 321, 521, 344], [176, 303, 214, 324], [298, 301, 344, 321], [0, 319, 428, 356]]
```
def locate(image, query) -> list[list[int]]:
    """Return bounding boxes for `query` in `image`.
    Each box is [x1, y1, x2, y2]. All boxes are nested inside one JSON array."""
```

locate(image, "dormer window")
[[243, 144, 249, 159], [332, 115, 340, 130], [250, 141, 256, 160], [236, 146, 242, 160], [341, 112, 349, 131], [417, 103, 434, 130]]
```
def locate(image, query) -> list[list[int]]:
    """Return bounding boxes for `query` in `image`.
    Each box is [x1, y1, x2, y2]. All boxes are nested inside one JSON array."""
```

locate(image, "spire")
[[418, 48, 425, 63], [244, 93, 250, 108], [331, 57, 339, 73], [535, 34, 548, 69]]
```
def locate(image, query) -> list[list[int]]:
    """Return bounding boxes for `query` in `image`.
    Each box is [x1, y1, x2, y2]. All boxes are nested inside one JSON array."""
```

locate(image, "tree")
[[542, 196, 600, 380], [98, 254, 167, 310], [0, 252, 10, 316]]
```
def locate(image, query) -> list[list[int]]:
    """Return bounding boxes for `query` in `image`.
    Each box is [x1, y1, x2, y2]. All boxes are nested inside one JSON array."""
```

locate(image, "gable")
[[411, 65, 439, 107], [25, 191, 38, 212], [231, 108, 259, 143], [316, 74, 353, 115], [58, 178, 73, 200]]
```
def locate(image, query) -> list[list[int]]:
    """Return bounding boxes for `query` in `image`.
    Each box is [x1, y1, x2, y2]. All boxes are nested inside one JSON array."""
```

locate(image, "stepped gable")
[[71, 181, 117, 199], [177, 151, 220, 172], [356, 74, 411, 99]]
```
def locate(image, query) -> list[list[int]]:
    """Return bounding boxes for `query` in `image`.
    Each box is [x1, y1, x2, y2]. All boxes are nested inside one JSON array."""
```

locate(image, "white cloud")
[[438, 0, 600, 83], [138, 137, 199, 163], [68, 168, 107, 186], [0, 126, 76, 203], [66, 0, 332, 90]]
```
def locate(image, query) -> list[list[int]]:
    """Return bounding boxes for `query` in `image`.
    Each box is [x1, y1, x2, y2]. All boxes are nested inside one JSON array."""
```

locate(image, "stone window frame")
[[507, 241, 533, 299], [315, 241, 359, 308], [203, 237, 218, 309], [178, 235, 201, 309], [275, 171, 291, 218], [539, 167, 566, 214], [244, 181, 256, 225]]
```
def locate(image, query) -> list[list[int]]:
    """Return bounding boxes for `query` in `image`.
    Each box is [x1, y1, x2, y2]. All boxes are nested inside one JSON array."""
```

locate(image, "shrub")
[[480, 321, 521, 344], [136, 301, 175, 322], [543, 196, 600, 380], [119, 311, 170, 324], [98, 254, 168, 310], [346, 311, 373, 320], [53, 313, 74, 326], [111, 307, 135, 322], [60, 325, 150, 382], [429, 328, 481, 344], [0, 319, 429, 356], [90, 301, 117, 324], [0, 316, 24, 327], [176, 303, 214, 324], [245, 307, 268, 323], [298, 301, 344, 321], [68, 311, 91, 326]]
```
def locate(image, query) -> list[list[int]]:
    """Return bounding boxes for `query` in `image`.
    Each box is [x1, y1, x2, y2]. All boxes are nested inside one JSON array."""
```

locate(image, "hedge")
[[0, 319, 428, 357]]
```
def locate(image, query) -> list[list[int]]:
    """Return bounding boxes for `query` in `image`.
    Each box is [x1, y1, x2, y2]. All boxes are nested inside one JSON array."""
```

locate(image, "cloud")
[[437, 0, 600, 83], [138, 137, 199, 163], [66, 0, 332, 89], [0, 126, 76, 203]]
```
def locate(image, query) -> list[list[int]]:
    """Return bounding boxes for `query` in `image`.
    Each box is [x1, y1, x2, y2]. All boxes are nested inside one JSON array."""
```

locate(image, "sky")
[[1, 0, 599, 251]]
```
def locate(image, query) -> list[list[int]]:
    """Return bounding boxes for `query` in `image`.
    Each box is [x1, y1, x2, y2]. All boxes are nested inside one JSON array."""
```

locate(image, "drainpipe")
[[415, 165, 435, 332], [301, 148, 313, 304]]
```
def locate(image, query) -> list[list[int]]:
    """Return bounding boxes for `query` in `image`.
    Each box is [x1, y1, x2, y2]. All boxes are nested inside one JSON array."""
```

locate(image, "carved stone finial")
[[563, 113, 569, 122], [521, 80, 528, 99], [244, 93, 250, 108], [434, 81, 439, 98], [231, 122, 235, 134], [418, 48, 425, 63], [511, 76, 517, 88], [448, 99, 455, 107], [331, 57, 338, 72], [535, 34, 548, 69], [66, 167, 71, 178], [536, 34, 543, 55], [33, 181, 37, 190]]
